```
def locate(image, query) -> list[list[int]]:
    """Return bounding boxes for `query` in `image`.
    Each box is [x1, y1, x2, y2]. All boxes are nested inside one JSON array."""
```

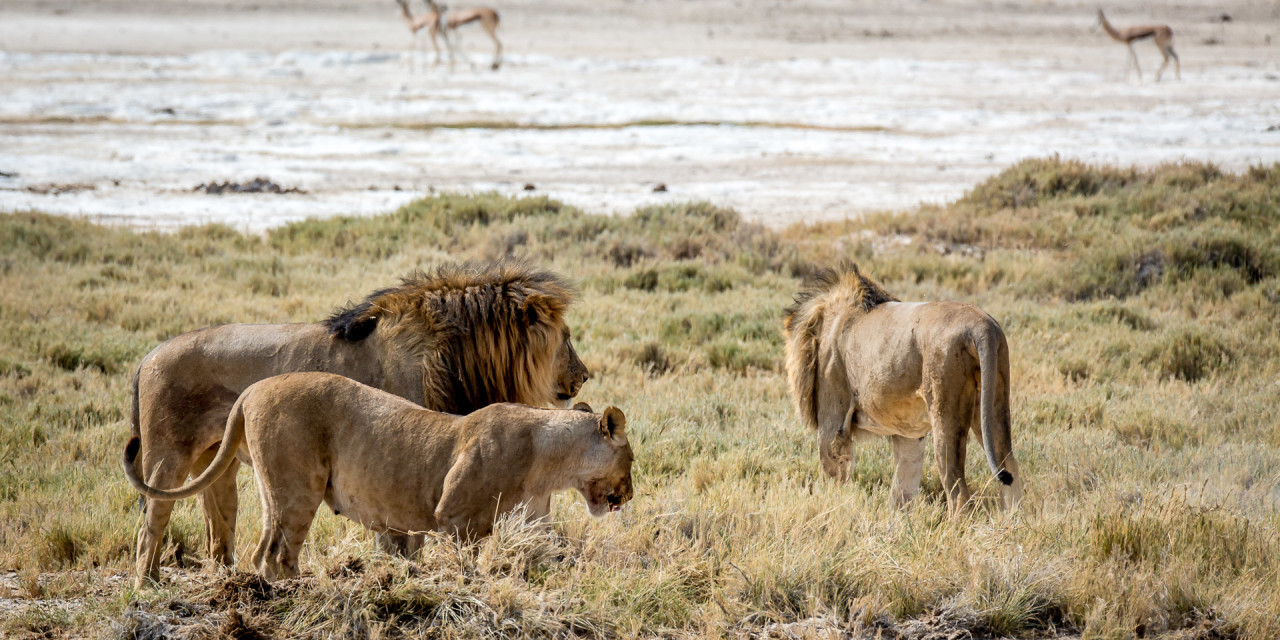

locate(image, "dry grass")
[[1, 158, 1278, 639]]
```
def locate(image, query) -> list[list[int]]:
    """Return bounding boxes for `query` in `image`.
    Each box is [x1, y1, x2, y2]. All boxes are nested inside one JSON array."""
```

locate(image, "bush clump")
[[1144, 327, 1232, 382], [961, 157, 1136, 210]]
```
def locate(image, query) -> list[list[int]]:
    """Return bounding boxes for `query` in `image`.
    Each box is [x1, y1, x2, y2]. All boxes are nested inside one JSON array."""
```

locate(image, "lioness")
[[124, 372, 633, 581], [125, 261, 590, 586], [783, 262, 1022, 513]]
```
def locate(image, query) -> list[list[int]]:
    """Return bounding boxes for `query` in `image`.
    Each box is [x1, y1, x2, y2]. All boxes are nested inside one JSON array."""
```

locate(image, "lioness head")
[[552, 328, 591, 408], [580, 406, 633, 516]]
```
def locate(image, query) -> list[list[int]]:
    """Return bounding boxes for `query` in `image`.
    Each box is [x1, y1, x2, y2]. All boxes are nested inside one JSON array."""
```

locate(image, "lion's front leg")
[[818, 431, 851, 481], [890, 435, 926, 508], [817, 404, 856, 481]]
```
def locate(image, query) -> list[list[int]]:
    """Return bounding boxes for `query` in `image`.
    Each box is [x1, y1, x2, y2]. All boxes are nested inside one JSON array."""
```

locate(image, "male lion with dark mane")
[[783, 262, 1022, 514], [123, 261, 590, 587], [124, 373, 632, 581]]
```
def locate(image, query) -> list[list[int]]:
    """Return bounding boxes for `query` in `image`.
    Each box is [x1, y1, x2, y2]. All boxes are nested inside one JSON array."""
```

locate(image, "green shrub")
[[960, 157, 1136, 210]]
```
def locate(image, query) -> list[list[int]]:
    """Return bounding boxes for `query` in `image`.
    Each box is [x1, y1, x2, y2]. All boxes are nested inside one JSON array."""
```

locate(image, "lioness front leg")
[[889, 435, 926, 508], [434, 449, 502, 542]]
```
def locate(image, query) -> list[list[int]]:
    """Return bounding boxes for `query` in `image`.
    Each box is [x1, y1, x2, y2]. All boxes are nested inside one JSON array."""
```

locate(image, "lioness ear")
[[599, 406, 626, 440], [572, 402, 593, 413]]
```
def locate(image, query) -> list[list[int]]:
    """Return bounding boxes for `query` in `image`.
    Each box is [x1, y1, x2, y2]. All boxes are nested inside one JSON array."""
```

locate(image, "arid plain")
[[1, 0, 1277, 229]]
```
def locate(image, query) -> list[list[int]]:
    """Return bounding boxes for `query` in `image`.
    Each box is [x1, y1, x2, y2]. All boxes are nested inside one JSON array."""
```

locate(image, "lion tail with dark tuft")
[[974, 326, 1014, 486]]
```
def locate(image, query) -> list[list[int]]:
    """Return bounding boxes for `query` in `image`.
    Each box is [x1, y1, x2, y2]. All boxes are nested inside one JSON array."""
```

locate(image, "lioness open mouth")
[[556, 392, 573, 401]]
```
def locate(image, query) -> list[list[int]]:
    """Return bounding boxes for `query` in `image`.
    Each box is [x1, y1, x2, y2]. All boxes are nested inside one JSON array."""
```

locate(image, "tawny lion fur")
[[783, 262, 1022, 513], [124, 260, 590, 587], [124, 373, 633, 581]]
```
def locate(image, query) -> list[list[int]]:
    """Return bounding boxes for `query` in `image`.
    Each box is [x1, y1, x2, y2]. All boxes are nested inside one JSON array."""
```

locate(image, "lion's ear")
[[599, 406, 626, 441], [520, 292, 566, 328], [573, 402, 594, 413], [325, 302, 381, 342]]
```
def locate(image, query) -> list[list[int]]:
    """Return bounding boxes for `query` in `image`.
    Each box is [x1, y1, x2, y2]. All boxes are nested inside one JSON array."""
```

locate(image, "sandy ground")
[[1, 0, 1278, 230]]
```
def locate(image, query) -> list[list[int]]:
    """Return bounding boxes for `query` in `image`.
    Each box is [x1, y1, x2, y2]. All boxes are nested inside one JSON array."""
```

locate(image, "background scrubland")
[[1, 158, 1278, 639]]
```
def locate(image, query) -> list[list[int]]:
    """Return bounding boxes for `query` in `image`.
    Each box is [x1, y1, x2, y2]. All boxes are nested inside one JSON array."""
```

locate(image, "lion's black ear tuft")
[[997, 470, 1014, 486], [325, 302, 380, 342]]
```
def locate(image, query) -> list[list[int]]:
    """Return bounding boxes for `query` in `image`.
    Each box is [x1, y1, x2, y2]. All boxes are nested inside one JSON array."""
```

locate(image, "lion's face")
[[552, 329, 590, 408], [580, 407, 633, 516]]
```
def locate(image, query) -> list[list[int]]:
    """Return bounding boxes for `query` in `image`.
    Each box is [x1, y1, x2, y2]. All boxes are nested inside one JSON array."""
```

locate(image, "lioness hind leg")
[[249, 456, 325, 580], [193, 446, 240, 569], [250, 520, 306, 581], [250, 495, 320, 581], [889, 435, 926, 508]]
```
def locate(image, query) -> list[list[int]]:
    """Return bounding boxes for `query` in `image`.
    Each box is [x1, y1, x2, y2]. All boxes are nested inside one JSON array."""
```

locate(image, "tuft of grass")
[[706, 339, 777, 372], [0, 357, 31, 378], [38, 525, 85, 569], [1144, 326, 1232, 383], [623, 263, 736, 293], [631, 342, 672, 376], [44, 341, 134, 375]]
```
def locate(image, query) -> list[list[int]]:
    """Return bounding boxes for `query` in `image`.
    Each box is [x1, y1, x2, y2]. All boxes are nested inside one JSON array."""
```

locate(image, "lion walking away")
[[782, 262, 1022, 514], [122, 261, 591, 588]]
